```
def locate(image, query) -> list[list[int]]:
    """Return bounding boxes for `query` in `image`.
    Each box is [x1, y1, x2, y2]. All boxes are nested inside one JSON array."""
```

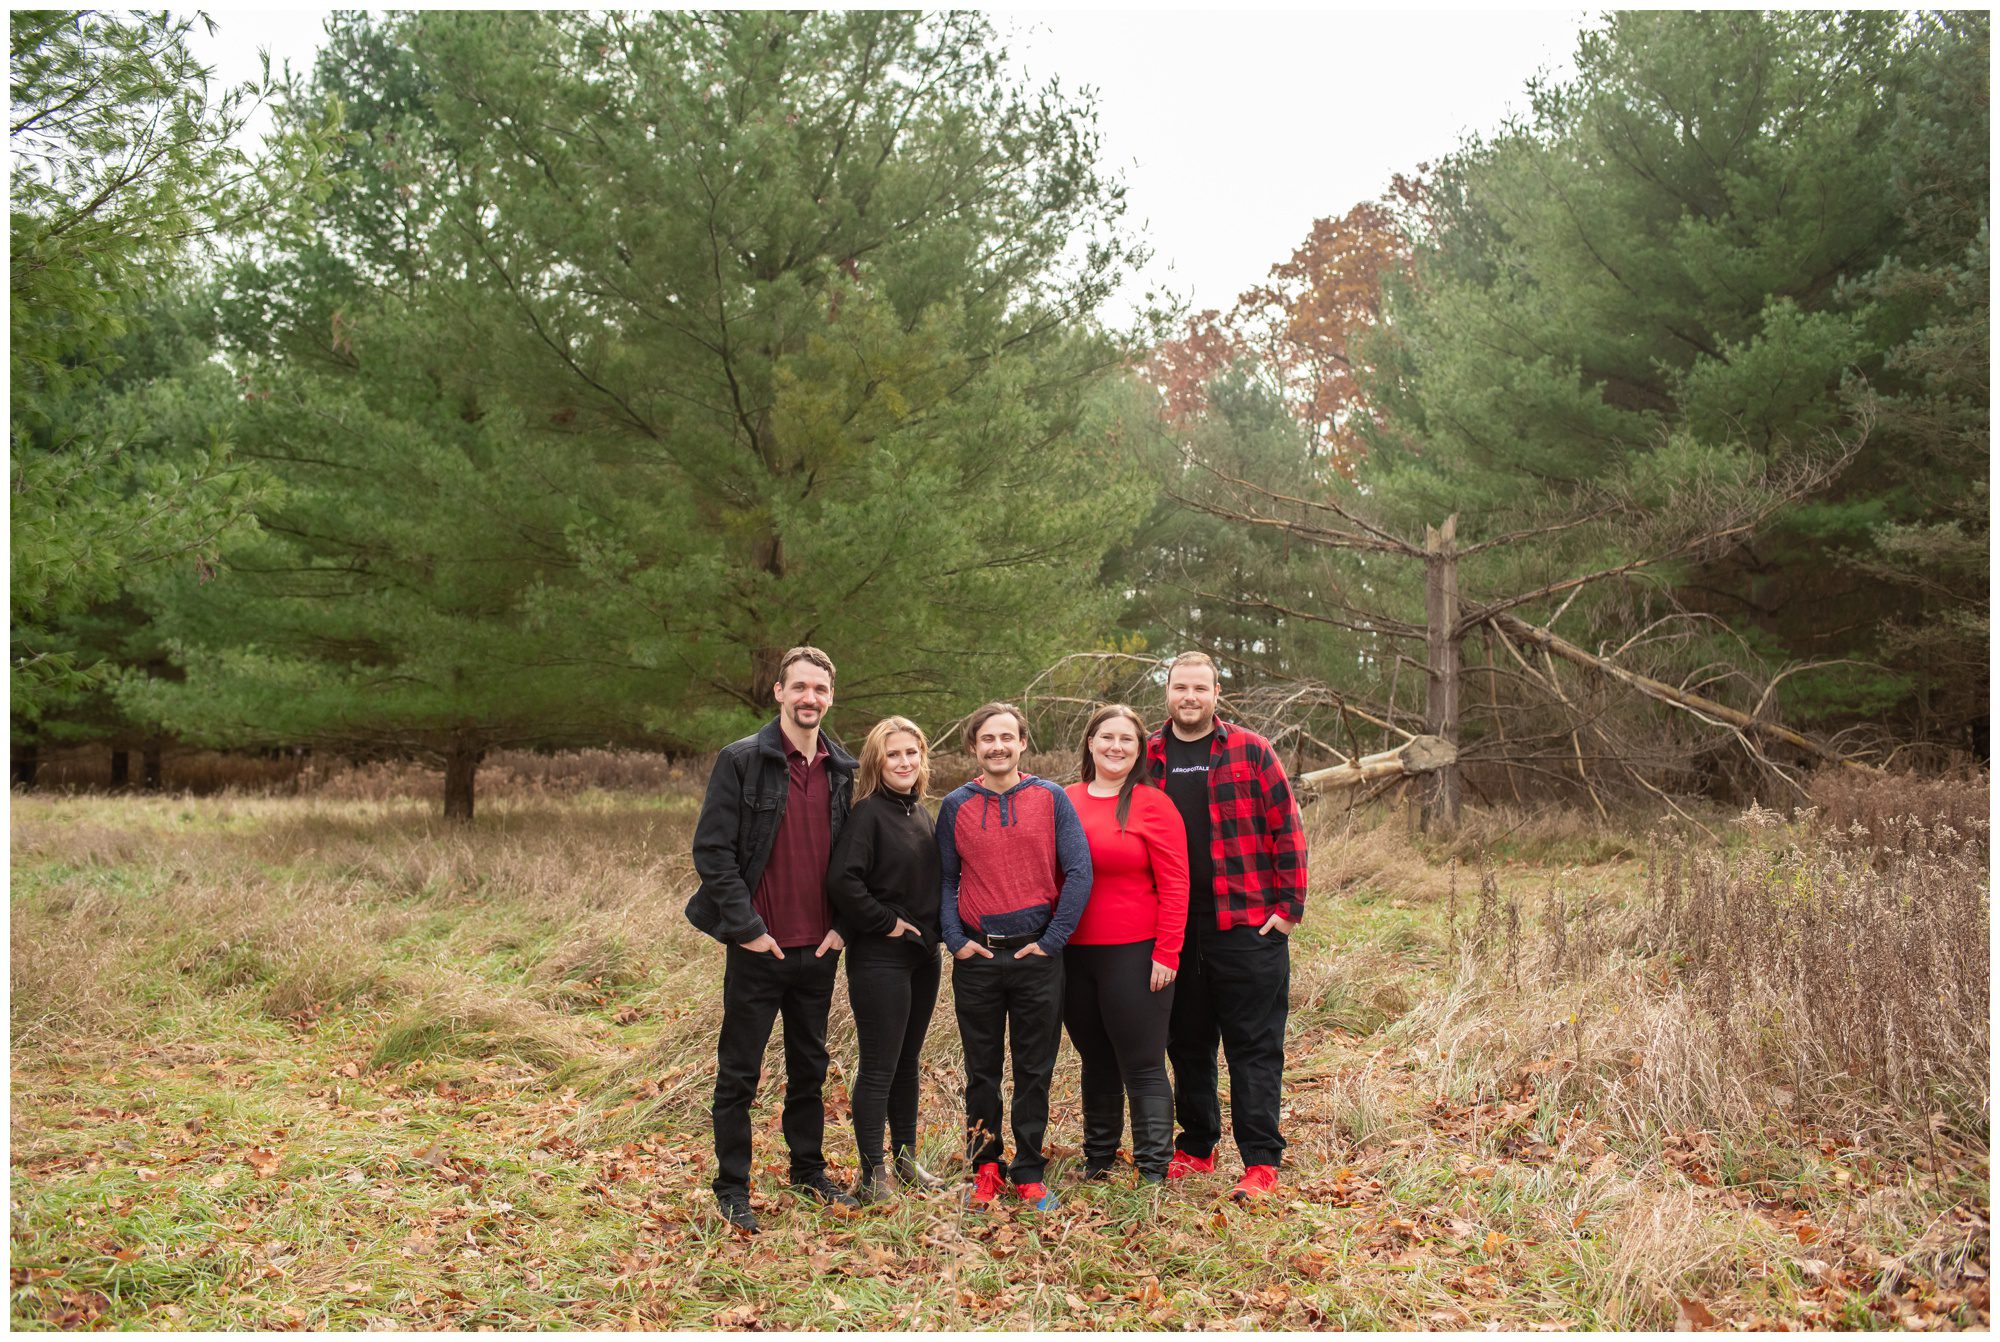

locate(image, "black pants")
[[1168, 922, 1290, 1167], [711, 943, 839, 1197], [1063, 940, 1174, 1115], [845, 933, 941, 1174], [951, 948, 1064, 1182]]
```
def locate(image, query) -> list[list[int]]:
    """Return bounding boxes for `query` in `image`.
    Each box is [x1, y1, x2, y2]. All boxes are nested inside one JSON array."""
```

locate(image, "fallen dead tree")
[[1488, 612, 1876, 776], [1297, 735, 1457, 791], [1155, 416, 1886, 828]]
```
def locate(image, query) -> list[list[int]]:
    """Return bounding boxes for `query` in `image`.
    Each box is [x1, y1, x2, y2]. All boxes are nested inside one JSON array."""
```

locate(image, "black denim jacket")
[[684, 717, 856, 945]]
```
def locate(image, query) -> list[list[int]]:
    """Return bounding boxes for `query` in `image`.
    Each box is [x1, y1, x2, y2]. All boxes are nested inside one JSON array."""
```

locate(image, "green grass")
[[10, 790, 1989, 1330]]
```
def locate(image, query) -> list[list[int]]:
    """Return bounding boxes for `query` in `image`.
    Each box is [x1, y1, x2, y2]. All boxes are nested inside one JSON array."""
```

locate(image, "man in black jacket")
[[686, 646, 858, 1233]]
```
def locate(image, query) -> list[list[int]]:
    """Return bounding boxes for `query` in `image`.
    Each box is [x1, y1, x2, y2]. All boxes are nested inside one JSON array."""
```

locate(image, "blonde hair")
[[855, 716, 931, 803]]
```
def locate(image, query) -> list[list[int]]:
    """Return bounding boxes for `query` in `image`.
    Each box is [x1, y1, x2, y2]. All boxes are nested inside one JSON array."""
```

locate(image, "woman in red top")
[[1063, 703, 1190, 1184]]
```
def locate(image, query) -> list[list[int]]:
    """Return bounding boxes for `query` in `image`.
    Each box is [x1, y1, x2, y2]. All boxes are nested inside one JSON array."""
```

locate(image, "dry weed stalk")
[[1435, 775, 1990, 1148], [1648, 808, 1988, 1132]]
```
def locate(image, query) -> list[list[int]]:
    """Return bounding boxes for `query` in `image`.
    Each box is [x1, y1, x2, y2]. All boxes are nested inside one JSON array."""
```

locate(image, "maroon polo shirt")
[[750, 737, 833, 948]]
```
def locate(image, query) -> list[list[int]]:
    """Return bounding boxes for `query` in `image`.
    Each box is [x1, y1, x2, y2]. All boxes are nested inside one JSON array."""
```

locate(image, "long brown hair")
[[855, 716, 931, 804], [1079, 703, 1150, 831]]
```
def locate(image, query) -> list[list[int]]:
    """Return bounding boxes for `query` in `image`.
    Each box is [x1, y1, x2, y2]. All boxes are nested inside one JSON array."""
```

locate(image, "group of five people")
[[686, 646, 1306, 1233]]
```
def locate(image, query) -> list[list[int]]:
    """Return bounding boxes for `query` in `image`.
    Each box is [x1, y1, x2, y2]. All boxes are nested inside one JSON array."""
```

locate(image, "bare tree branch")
[[1489, 610, 1877, 774]]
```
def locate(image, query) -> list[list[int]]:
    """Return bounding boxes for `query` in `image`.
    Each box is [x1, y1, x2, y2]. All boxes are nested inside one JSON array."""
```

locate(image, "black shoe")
[[717, 1191, 759, 1234], [893, 1151, 945, 1192], [1131, 1094, 1174, 1185], [791, 1171, 861, 1209]]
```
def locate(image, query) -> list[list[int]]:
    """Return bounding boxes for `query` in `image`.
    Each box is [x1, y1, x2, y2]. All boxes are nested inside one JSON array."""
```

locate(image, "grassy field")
[[10, 775, 1990, 1330]]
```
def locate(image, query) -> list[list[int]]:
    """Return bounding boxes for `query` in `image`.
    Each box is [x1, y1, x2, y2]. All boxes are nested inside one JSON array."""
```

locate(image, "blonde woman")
[[825, 716, 945, 1203]]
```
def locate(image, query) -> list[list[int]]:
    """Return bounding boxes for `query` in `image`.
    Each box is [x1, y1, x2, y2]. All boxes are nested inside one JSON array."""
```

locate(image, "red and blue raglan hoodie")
[[937, 774, 1093, 957]]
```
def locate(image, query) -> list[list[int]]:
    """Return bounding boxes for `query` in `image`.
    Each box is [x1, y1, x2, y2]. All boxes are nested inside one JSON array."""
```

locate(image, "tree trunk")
[[443, 734, 482, 823], [13, 738, 38, 789], [110, 748, 130, 789], [142, 739, 164, 791], [747, 528, 787, 705], [1423, 515, 1462, 830], [1299, 735, 1458, 790], [750, 645, 782, 707]]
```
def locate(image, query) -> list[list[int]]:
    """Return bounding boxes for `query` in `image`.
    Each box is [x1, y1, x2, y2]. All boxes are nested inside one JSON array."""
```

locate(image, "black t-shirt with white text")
[[1164, 729, 1216, 919]]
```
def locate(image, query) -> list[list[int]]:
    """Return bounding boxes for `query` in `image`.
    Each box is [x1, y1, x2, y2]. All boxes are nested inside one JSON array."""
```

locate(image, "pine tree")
[[10, 11, 332, 731], [1841, 12, 1989, 750], [141, 11, 1159, 810], [1357, 12, 1973, 740]]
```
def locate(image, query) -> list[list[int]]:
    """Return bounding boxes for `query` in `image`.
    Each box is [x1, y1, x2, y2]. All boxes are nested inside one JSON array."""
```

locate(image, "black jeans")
[[1168, 922, 1290, 1167], [951, 947, 1064, 1182], [1063, 940, 1174, 1114], [711, 942, 840, 1198], [845, 933, 941, 1174]]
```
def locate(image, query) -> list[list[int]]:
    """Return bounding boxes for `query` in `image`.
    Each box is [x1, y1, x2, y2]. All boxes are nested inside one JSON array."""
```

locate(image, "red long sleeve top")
[[1064, 782, 1191, 970]]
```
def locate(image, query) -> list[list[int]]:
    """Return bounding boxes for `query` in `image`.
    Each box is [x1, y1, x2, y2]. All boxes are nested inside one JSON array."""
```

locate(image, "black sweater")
[[826, 787, 942, 946]]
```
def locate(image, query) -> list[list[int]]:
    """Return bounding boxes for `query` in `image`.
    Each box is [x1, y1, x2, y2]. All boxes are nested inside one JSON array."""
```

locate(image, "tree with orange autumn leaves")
[[1116, 178, 1426, 685], [1141, 175, 1423, 474]]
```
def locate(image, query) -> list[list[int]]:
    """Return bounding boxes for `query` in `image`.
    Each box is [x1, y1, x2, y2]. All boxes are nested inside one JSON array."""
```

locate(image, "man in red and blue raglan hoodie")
[[939, 701, 1092, 1213], [1146, 651, 1308, 1204]]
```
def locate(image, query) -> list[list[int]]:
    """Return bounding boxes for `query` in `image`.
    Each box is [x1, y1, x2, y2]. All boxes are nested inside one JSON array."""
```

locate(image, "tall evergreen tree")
[[1841, 12, 1989, 750], [9, 11, 331, 737], [1356, 11, 1976, 741], [405, 10, 1153, 716], [142, 11, 1157, 810]]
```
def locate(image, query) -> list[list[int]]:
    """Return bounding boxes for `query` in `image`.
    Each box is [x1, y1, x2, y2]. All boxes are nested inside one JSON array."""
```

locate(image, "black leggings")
[[845, 933, 941, 1173], [1062, 940, 1174, 1110]]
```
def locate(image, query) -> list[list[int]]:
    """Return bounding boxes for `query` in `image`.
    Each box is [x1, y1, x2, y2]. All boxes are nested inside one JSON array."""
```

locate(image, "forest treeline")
[[11, 11, 1988, 816]]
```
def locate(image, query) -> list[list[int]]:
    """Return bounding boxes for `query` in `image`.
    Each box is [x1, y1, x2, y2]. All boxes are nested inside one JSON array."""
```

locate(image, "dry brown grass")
[[9, 793, 703, 1063], [1430, 800, 1647, 864], [1304, 804, 1459, 904], [1407, 776, 1990, 1154], [10, 777, 1988, 1331], [370, 977, 597, 1072], [1646, 813, 1987, 1129], [19, 746, 709, 799], [305, 749, 707, 803], [1806, 768, 1990, 860], [1585, 1181, 1781, 1326]]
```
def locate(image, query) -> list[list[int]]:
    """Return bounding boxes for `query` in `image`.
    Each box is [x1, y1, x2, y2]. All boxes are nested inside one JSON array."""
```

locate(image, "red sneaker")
[[1014, 1180, 1059, 1211], [1165, 1149, 1215, 1181], [1230, 1164, 1279, 1202], [967, 1162, 1004, 1206]]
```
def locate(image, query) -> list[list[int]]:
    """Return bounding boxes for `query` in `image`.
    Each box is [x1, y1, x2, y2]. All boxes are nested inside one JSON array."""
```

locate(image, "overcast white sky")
[[188, 8, 1589, 327]]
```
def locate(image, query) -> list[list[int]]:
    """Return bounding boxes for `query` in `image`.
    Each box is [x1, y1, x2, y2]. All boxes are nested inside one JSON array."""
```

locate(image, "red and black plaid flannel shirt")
[[1145, 718, 1307, 929]]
